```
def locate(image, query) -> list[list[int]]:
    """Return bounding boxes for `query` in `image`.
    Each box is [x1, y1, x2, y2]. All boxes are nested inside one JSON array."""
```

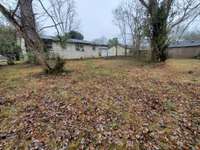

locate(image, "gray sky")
[[75, 0, 121, 40]]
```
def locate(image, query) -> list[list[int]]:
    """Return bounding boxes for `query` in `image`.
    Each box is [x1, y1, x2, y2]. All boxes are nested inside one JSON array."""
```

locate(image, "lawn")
[[0, 58, 200, 149]]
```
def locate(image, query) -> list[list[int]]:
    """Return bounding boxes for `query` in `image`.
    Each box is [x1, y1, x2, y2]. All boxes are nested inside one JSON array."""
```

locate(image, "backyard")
[[0, 58, 200, 149]]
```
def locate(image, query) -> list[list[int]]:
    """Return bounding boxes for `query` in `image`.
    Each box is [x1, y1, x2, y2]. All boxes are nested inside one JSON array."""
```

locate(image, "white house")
[[18, 35, 109, 60], [48, 38, 109, 59], [18, 36, 133, 59], [105, 45, 132, 57]]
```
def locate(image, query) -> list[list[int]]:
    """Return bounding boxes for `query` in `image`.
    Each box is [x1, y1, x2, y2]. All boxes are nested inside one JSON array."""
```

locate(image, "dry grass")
[[0, 58, 200, 149]]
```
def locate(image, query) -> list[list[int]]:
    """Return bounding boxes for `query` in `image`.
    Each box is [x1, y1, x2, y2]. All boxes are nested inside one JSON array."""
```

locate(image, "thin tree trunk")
[[116, 46, 118, 56], [135, 36, 141, 51]]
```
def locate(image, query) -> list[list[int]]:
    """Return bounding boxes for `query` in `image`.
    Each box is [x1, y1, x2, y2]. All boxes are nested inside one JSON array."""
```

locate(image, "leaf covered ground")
[[0, 58, 200, 150]]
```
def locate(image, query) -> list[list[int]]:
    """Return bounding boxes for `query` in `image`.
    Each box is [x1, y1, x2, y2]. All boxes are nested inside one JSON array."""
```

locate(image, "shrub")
[[194, 53, 200, 59], [7, 58, 15, 65], [26, 52, 39, 64], [45, 55, 65, 74]]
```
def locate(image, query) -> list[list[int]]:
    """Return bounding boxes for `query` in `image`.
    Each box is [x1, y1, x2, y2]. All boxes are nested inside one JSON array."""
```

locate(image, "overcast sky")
[[1, 0, 199, 41], [75, 0, 121, 40]]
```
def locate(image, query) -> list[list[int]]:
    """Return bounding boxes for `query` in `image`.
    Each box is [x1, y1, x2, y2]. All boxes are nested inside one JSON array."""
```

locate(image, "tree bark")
[[115, 46, 118, 56], [150, 7, 168, 62], [135, 36, 141, 50], [19, 0, 51, 70]]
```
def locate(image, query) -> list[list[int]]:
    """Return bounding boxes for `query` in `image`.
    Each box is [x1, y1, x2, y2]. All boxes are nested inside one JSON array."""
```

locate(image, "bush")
[[7, 58, 15, 65], [26, 52, 49, 65], [26, 52, 38, 64], [194, 53, 200, 59], [0, 26, 21, 61], [26, 52, 65, 74], [45, 55, 65, 74]]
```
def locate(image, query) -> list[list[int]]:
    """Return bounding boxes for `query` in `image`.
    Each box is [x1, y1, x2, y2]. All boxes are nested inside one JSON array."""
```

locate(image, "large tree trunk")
[[19, 0, 51, 70], [149, 6, 168, 62], [150, 29, 168, 62]]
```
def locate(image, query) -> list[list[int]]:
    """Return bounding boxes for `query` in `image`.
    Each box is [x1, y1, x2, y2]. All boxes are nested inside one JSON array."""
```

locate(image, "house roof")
[[67, 39, 94, 45], [119, 44, 132, 49], [169, 40, 200, 48], [41, 35, 108, 47], [68, 39, 108, 47], [109, 44, 132, 49]]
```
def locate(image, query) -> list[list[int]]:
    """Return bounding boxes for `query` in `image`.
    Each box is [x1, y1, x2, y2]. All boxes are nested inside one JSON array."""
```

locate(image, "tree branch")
[[11, 1, 20, 17], [138, 0, 149, 9], [171, 2, 200, 28], [0, 3, 22, 30], [178, 12, 200, 39], [38, 0, 61, 39], [39, 22, 62, 32]]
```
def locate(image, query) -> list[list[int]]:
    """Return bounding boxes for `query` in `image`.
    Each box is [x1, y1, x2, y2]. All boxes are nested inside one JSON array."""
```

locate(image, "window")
[[76, 44, 84, 52], [44, 40, 53, 50], [76, 44, 80, 51]]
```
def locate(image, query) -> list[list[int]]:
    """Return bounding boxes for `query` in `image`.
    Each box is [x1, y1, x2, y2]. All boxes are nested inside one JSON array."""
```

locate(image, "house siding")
[[167, 46, 200, 58], [51, 43, 102, 59], [17, 37, 28, 60], [108, 46, 131, 57]]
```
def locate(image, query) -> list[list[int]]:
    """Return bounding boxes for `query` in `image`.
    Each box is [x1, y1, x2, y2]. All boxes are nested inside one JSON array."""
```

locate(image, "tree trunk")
[[19, 0, 51, 70], [150, 35, 168, 62], [150, 7, 168, 62], [125, 46, 127, 56], [115, 46, 118, 56], [135, 36, 141, 51], [150, 38, 159, 62]]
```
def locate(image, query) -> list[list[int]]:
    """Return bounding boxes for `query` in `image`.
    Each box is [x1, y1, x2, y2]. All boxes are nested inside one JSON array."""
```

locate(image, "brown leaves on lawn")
[[0, 59, 200, 149]]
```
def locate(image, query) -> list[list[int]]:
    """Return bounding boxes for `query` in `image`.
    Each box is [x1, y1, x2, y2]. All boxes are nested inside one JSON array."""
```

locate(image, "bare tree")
[[108, 38, 119, 56], [0, 0, 65, 73], [182, 30, 200, 41], [124, 0, 146, 51], [48, 0, 78, 36], [138, 0, 200, 62], [113, 0, 146, 54], [113, 5, 128, 55]]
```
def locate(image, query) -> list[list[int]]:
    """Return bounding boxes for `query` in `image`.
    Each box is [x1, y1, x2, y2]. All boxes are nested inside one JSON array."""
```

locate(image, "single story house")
[[18, 36, 133, 60], [168, 40, 200, 58], [129, 40, 200, 59], [104, 45, 132, 57], [48, 38, 108, 59], [18, 36, 109, 60]]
